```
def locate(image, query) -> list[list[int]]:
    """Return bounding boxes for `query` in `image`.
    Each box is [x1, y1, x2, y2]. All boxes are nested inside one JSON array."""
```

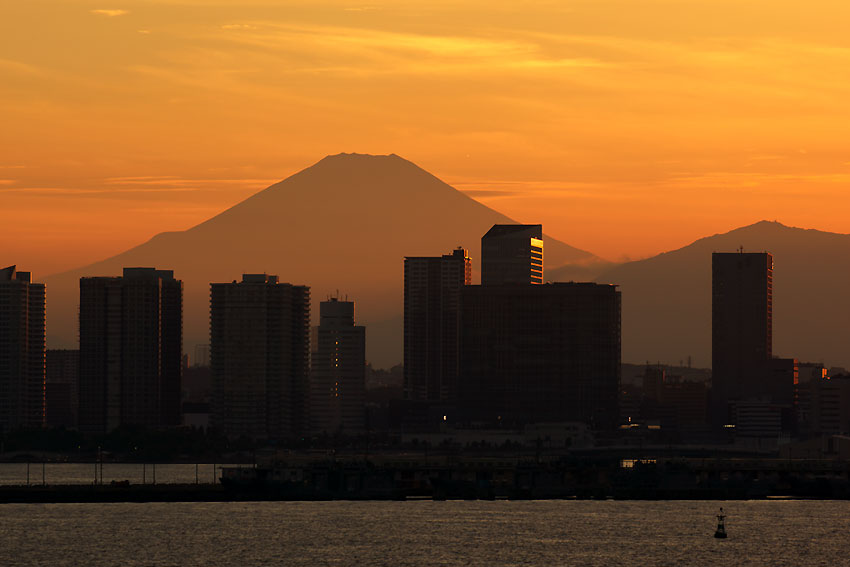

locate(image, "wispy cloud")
[[90, 9, 129, 17], [221, 24, 258, 31], [104, 176, 274, 187], [0, 58, 42, 76]]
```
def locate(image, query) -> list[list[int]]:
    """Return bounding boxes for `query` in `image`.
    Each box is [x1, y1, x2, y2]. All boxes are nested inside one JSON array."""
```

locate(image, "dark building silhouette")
[[458, 282, 621, 429], [46, 349, 79, 428], [210, 274, 310, 440], [481, 224, 543, 285], [78, 268, 182, 434], [403, 248, 471, 404], [711, 252, 773, 426], [798, 374, 850, 438], [310, 297, 366, 434], [0, 266, 45, 430]]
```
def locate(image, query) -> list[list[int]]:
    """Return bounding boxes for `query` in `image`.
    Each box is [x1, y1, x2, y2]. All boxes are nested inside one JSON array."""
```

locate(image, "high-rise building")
[[458, 282, 621, 429], [210, 274, 310, 440], [798, 375, 850, 437], [46, 349, 79, 428], [310, 297, 366, 434], [481, 224, 543, 285], [0, 266, 45, 430], [711, 252, 773, 426], [403, 248, 471, 404], [78, 267, 182, 434]]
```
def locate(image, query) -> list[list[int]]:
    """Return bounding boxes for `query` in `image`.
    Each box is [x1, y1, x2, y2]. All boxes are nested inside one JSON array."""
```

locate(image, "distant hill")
[[596, 221, 850, 369], [43, 153, 601, 368]]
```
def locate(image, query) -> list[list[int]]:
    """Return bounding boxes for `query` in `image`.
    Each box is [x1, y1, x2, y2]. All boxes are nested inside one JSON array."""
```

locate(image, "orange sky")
[[3, 0, 850, 274]]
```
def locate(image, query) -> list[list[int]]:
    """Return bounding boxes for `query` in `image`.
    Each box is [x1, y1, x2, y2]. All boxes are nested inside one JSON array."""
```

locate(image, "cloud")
[[459, 189, 519, 198], [104, 176, 274, 187], [0, 58, 42, 76], [222, 24, 258, 31], [90, 9, 129, 17]]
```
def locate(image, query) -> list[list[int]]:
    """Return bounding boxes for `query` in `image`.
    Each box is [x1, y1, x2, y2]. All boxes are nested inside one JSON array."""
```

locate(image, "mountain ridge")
[[43, 153, 602, 367], [596, 219, 850, 369]]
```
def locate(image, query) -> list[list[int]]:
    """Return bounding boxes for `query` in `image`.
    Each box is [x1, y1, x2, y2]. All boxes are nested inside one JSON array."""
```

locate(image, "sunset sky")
[[3, 0, 850, 274]]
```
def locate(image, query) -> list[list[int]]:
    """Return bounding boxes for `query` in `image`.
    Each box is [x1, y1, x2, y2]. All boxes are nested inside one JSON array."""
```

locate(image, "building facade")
[[0, 266, 45, 430], [310, 297, 366, 434], [78, 268, 182, 434], [458, 282, 621, 429], [403, 248, 471, 404], [210, 274, 310, 440], [481, 224, 543, 285], [46, 349, 79, 428], [711, 252, 773, 426]]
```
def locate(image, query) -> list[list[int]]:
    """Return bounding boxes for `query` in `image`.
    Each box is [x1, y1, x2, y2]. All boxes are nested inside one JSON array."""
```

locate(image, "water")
[[1, 500, 847, 566], [0, 463, 232, 486]]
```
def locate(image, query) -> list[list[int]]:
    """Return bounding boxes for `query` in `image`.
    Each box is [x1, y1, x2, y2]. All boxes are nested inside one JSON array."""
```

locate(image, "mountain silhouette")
[[597, 221, 850, 370], [44, 153, 600, 367]]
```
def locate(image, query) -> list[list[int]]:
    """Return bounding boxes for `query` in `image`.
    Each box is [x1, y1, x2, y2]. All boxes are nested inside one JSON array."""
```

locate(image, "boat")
[[714, 507, 727, 539]]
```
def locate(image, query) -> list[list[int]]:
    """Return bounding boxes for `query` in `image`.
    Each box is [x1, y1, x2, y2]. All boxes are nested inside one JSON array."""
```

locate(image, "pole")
[[213, 462, 216, 484], [42, 461, 45, 486], [27, 461, 30, 487], [143, 463, 146, 485], [153, 463, 156, 485], [195, 463, 199, 485]]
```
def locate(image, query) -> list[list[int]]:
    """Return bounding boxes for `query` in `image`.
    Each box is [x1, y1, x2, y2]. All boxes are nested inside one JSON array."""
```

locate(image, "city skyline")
[[4, 1, 850, 560], [22, 153, 850, 371]]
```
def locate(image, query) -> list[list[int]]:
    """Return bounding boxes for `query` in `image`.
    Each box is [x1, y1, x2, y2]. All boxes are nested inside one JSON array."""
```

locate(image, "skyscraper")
[[711, 251, 773, 425], [0, 266, 45, 430], [403, 248, 471, 404], [481, 224, 543, 285], [458, 282, 621, 429], [78, 267, 182, 434], [210, 274, 310, 440], [310, 297, 366, 434]]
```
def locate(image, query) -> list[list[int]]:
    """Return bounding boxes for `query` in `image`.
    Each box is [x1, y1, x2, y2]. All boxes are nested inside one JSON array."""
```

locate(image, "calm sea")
[[1, 500, 847, 566]]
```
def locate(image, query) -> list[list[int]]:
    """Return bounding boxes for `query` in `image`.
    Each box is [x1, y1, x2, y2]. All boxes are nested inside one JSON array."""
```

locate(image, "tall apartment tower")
[[0, 266, 45, 430], [78, 268, 183, 434], [403, 247, 471, 403], [711, 252, 773, 425], [458, 282, 622, 430], [481, 224, 544, 285], [46, 349, 79, 428], [210, 275, 310, 440], [310, 297, 366, 434]]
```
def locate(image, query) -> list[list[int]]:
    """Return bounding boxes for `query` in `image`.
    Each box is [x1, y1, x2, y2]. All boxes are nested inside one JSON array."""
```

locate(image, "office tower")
[[0, 266, 45, 430], [46, 349, 79, 428], [78, 267, 182, 434], [481, 224, 543, 285], [210, 275, 310, 440], [711, 252, 773, 425], [403, 247, 471, 404], [458, 282, 621, 430], [310, 297, 366, 433]]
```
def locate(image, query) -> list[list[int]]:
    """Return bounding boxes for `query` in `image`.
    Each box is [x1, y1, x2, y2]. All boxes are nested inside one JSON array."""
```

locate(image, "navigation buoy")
[[714, 507, 727, 539]]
